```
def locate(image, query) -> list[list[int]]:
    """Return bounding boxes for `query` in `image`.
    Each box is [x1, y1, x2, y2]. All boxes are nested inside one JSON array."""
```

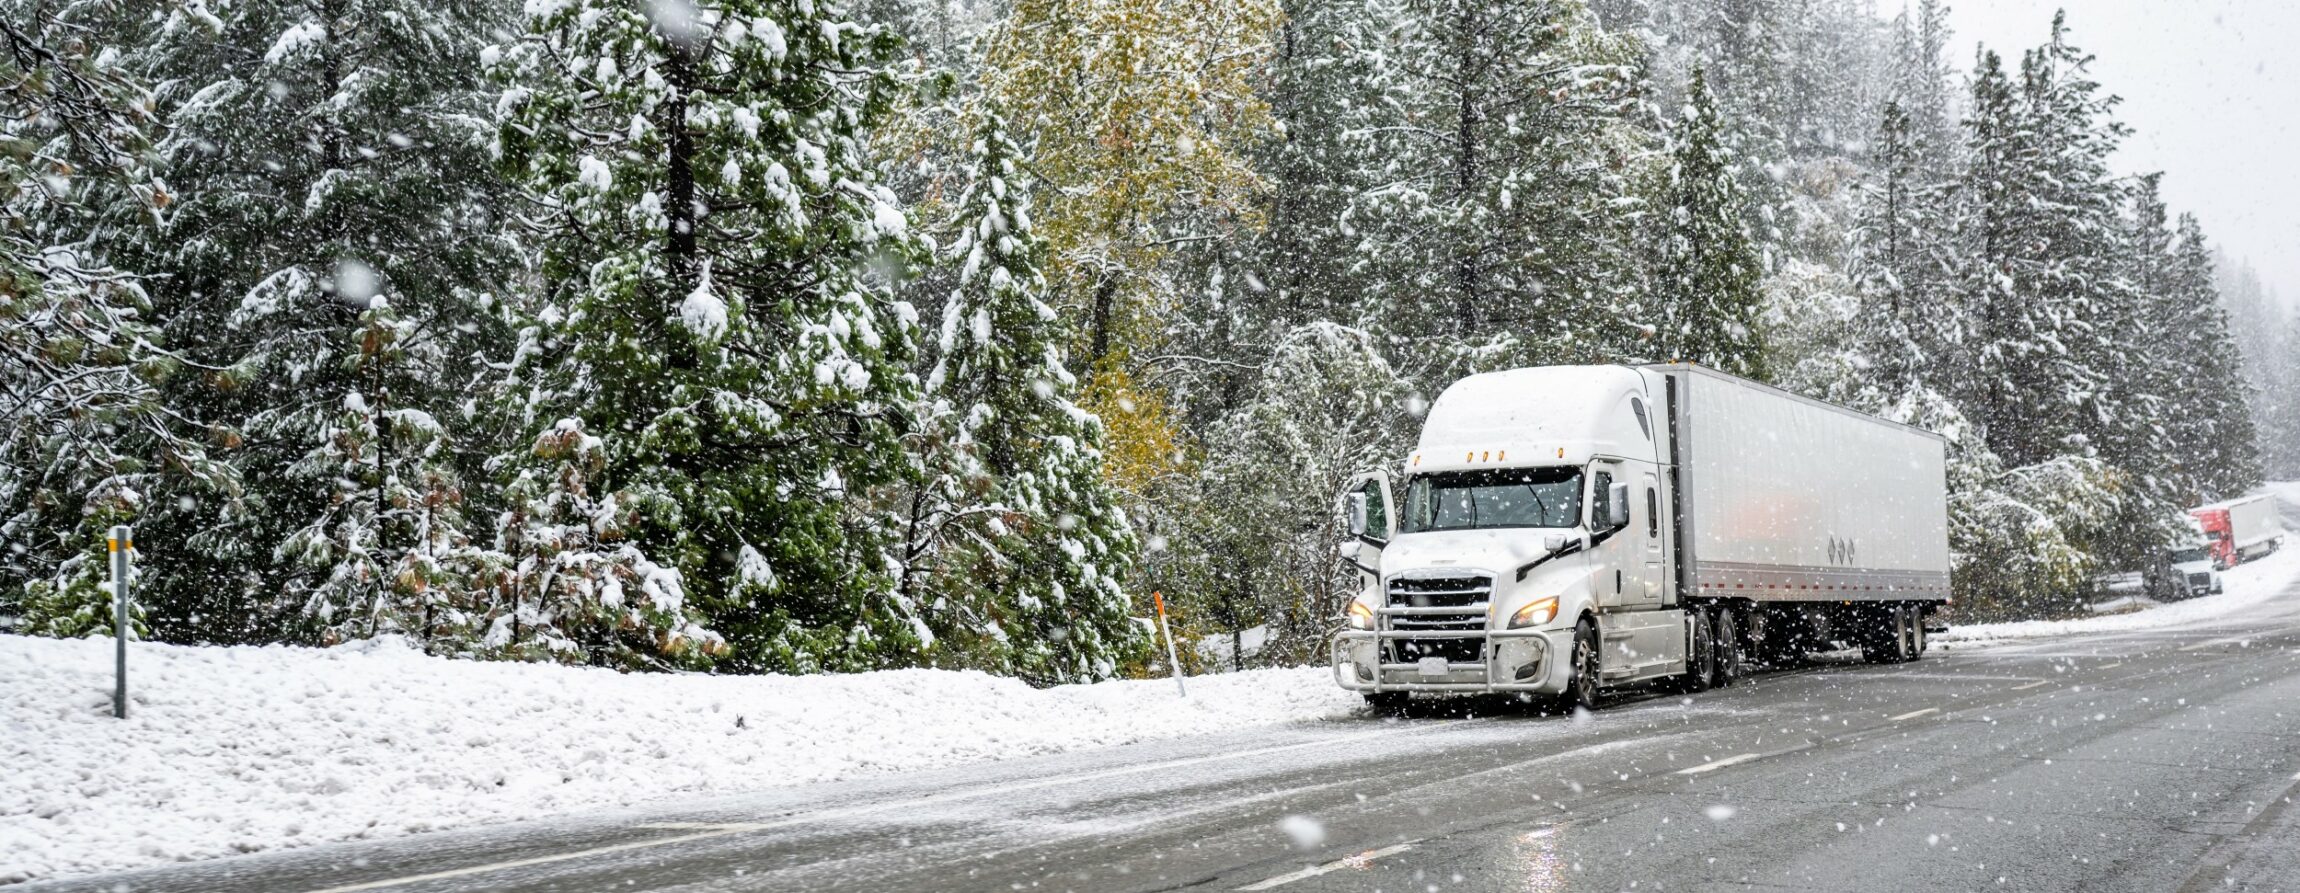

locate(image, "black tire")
[[1565, 618, 1602, 711], [1681, 608, 1715, 693], [1862, 605, 1911, 664], [1909, 607, 1928, 659], [1713, 607, 1742, 686], [1364, 691, 1410, 716]]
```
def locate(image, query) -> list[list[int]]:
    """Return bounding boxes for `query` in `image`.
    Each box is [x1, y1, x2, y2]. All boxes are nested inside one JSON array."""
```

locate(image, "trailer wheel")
[[1565, 619, 1602, 712], [1909, 607, 1928, 659], [1714, 608, 1742, 686], [1681, 609, 1715, 693], [1862, 606, 1912, 664]]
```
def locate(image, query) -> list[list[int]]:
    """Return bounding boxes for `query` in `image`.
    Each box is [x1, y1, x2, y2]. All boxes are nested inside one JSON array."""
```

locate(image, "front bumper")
[[1330, 626, 1570, 693]]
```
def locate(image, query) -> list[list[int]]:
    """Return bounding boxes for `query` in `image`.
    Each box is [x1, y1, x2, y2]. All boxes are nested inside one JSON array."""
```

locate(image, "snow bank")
[[1939, 539, 2300, 645], [0, 637, 1357, 883]]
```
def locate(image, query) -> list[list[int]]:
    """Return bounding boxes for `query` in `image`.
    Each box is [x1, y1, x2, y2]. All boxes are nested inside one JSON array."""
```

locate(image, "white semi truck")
[[1332, 364, 1952, 712]]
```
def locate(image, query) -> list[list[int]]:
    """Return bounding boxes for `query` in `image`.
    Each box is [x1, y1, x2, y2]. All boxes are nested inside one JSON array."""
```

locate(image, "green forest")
[[4, 0, 2294, 679]]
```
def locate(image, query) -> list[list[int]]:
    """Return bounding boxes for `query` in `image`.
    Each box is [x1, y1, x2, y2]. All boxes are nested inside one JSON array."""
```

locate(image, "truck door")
[[1592, 463, 1636, 610], [1340, 471, 1397, 591], [1640, 472, 1665, 605]]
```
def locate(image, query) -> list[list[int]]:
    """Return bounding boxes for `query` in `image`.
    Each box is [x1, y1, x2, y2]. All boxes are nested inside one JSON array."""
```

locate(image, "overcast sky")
[[1943, 0, 2298, 309]]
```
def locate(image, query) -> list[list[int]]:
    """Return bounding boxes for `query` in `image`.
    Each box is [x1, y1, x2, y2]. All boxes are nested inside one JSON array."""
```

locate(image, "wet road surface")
[[27, 576, 2300, 893]]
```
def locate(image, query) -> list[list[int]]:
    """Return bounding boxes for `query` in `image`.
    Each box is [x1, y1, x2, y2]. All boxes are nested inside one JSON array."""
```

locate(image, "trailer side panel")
[[1665, 366, 1950, 603]]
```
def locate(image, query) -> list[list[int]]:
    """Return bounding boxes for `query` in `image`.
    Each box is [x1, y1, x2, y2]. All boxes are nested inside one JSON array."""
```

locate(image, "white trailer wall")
[[1671, 367, 1951, 602]]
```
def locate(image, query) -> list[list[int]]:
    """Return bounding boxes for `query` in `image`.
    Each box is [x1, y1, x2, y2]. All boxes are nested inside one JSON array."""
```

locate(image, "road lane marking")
[[301, 825, 763, 893], [2011, 680, 2051, 691], [1888, 708, 1938, 722], [300, 719, 1480, 893], [2098, 662, 2123, 670], [1677, 753, 1761, 775], [1236, 843, 1416, 890], [2181, 637, 2250, 651]]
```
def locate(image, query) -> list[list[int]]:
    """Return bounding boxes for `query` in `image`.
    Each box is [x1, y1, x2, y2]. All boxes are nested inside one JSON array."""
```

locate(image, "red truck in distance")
[[2188, 495, 2284, 569]]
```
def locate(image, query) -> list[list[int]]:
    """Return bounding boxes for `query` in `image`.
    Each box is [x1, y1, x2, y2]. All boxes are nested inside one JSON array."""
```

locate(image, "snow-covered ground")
[[0, 637, 1357, 884], [1939, 532, 2300, 645]]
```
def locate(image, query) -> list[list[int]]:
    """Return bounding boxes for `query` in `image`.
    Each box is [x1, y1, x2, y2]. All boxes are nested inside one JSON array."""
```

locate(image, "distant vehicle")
[[2189, 496, 2284, 568], [1333, 364, 1951, 713], [2165, 542, 2222, 599]]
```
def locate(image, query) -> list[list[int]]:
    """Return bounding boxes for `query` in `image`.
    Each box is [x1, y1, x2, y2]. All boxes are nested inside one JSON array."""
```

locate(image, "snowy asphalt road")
[[29, 578, 2300, 893]]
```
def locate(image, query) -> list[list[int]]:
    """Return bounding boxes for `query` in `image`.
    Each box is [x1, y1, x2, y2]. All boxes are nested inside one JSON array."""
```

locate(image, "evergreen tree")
[[0, 13, 230, 633], [493, 0, 929, 672], [104, 0, 521, 645], [2159, 215, 2261, 499], [1846, 100, 1959, 398], [1651, 67, 1768, 377], [489, 418, 719, 666], [898, 109, 1146, 682], [1955, 28, 2128, 469], [1350, 0, 1650, 386]]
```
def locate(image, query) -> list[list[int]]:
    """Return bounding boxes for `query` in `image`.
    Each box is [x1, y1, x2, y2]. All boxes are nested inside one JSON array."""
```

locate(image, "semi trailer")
[[1332, 363, 1951, 712], [2189, 496, 2283, 568]]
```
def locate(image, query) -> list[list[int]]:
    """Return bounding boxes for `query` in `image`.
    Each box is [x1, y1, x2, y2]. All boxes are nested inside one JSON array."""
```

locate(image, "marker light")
[[1509, 596, 1560, 629]]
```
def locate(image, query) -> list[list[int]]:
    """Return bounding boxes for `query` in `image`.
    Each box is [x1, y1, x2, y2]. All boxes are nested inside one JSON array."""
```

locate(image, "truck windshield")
[[2169, 546, 2208, 564], [1400, 467, 1583, 532]]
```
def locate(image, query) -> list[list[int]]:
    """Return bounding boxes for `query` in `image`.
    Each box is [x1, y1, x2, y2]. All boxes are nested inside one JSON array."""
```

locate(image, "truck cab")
[[2165, 542, 2222, 599], [1332, 367, 1702, 710]]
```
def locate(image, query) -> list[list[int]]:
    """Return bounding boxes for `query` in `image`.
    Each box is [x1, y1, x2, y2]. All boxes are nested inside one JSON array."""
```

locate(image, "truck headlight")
[[1509, 596, 1559, 629], [1347, 599, 1375, 630]]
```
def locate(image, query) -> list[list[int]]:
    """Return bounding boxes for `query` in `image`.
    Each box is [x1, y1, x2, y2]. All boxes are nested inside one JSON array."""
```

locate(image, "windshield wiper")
[[1516, 537, 1585, 582]]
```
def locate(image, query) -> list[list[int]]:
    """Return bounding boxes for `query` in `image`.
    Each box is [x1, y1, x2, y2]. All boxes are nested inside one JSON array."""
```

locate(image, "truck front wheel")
[[1565, 619, 1602, 712], [1364, 692, 1410, 717]]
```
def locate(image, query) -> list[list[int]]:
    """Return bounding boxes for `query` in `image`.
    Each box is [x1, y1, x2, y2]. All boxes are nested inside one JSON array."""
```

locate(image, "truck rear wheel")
[[1713, 608, 1742, 685], [1862, 606, 1913, 664]]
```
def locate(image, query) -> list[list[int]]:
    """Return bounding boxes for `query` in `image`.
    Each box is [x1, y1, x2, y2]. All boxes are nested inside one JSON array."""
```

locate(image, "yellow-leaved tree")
[[979, 0, 1281, 495]]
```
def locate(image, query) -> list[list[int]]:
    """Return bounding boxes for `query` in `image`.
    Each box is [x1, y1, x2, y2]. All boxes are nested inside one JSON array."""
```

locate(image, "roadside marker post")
[[1153, 590, 1186, 698], [110, 524, 131, 719]]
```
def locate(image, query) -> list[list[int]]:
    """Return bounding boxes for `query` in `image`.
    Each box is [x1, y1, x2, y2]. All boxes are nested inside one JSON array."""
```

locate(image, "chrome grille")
[[1385, 573, 1491, 662]]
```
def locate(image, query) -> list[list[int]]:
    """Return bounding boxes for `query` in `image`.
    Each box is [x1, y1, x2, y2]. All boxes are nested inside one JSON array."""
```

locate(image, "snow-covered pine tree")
[[1350, 0, 1649, 385], [488, 418, 719, 666], [108, 0, 520, 645], [2160, 215, 2261, 500], [1237, 0, 1389, 339], [2268, 311, 2300, 480], [1650, 67, 1768, 378], [1955, 30, 2126, 469], [492, 0, 927, 673], [898, 109, 1145, 683], [2081, 173, 2188, 567], [1845, 100, 1959, 399], [273, 297, 503, 646], [0, 14, 227, 634], [1886, 0, 1957, 177]]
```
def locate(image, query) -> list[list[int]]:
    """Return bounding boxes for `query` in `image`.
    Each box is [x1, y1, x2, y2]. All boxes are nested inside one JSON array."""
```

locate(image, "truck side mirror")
[[1346, 493, 1369, 537], [1607, 482, 1631, 528]]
